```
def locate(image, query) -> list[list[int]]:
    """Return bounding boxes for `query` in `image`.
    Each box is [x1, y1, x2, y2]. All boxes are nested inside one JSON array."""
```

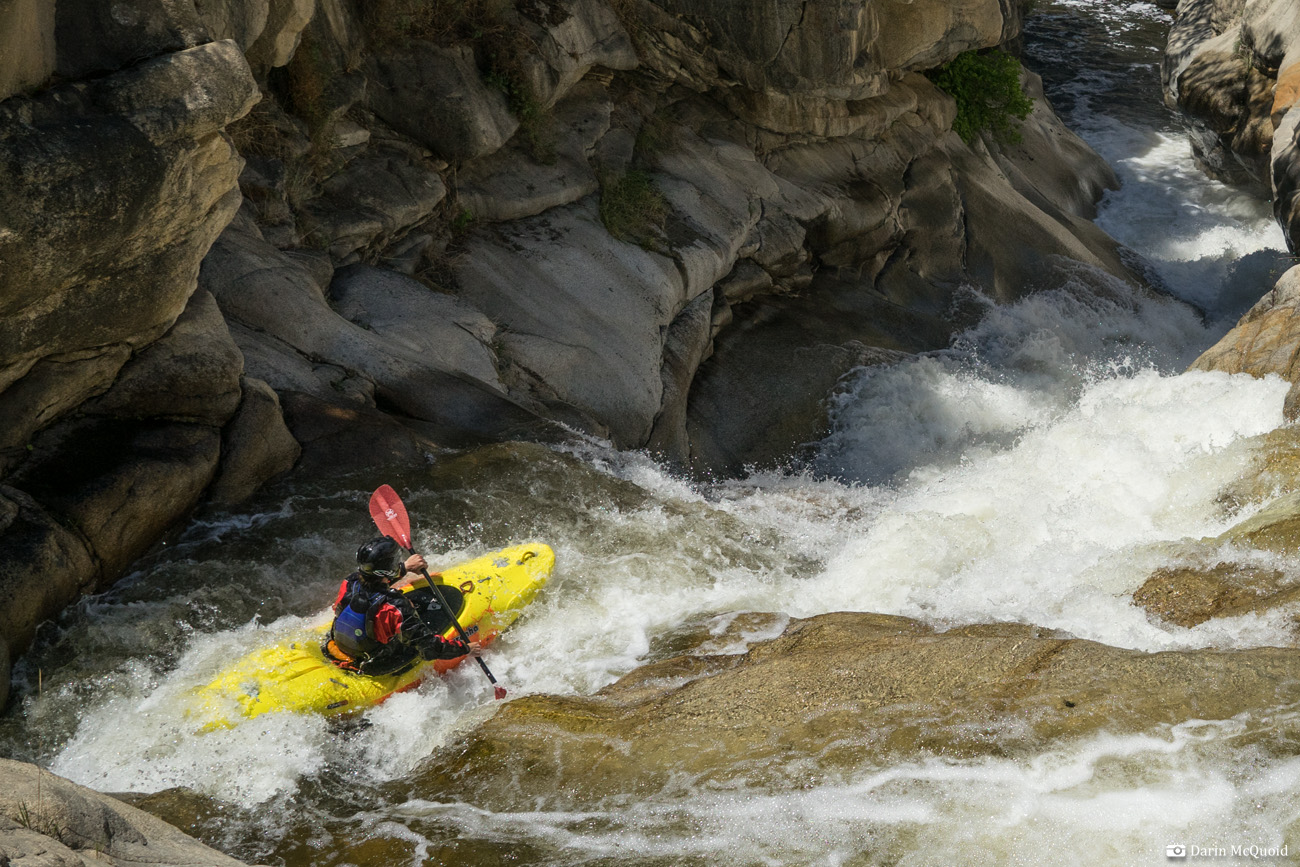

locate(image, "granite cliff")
[[0, 0, 1134, 702]]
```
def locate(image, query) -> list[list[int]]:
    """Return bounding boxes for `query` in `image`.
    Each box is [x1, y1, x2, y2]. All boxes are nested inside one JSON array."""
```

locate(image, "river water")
[[4, 1, 1297, 864]]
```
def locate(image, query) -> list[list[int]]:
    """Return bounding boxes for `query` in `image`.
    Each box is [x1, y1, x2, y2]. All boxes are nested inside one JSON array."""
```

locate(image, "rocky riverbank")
[[0, 0, 1132, 700], [9, 1, 1300, 862]]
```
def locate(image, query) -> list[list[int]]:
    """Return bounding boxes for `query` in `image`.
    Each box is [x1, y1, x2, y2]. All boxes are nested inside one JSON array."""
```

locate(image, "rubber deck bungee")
[[187, 544, 554, 730]]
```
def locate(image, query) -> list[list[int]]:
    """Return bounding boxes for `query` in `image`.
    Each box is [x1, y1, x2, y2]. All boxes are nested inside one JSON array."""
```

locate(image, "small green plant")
[[927, 49, 1034, 144], [450, 208, 475, 233], [599, 170, 668, 249], [16, 800, 67, 844]]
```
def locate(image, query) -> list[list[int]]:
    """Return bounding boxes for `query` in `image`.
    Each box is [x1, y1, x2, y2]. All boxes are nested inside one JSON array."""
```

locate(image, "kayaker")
[[322, 535, 479, 675]]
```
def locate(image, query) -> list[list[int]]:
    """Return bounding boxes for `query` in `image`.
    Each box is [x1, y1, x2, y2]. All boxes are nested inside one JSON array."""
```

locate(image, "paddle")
[[369, 484, 507, 700]]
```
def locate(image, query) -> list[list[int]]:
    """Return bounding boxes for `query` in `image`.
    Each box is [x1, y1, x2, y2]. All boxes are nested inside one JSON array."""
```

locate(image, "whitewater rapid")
[[10, 1, 1300, 863]]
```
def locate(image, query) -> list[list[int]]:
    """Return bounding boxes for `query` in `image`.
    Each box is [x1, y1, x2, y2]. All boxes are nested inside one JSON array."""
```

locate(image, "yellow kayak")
[[188, 544, 554, 729]]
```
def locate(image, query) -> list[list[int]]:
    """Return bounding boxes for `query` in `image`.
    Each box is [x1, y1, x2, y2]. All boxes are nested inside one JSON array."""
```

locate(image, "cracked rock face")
[[0, 0, 1133, 699]]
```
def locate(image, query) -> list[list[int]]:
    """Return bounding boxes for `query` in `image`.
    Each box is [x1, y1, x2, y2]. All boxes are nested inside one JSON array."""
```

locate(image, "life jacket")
[[327, 574, 404, 663]]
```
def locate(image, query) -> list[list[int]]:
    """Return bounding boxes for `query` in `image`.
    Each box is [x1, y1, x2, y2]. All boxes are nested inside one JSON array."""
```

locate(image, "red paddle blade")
[[369, 485, 412, 549], [494, 685, 507, 700]]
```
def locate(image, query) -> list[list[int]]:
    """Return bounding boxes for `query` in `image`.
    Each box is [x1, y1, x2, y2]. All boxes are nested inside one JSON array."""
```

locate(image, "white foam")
[[377, 715, 1299, 866]]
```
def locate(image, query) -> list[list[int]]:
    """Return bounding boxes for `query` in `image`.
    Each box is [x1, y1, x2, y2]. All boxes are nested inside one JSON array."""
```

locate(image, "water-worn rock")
[[455, 81, 612, 223], [0, 0, 55, 99], [1165, 0, 1300, 197], [366, 42, 518, 162], [408, 611, 1300, 809], [0, 486, 96, 698], [1134, 562, 1300, 628], [207, 376, 301, 506], [0, 39, 257, 405], [511, 0, 637, 109], [328, 264, 502, 387], [8, 420, 222, 582], [1190, 264, 1300, 409], [205, 214, 556, 445], [84, 289, 245, 426], [454, 197, 684, 445], [0, 758, 256, 866], [245, 0, 316, 70], [1132, 425, 1300, 630]]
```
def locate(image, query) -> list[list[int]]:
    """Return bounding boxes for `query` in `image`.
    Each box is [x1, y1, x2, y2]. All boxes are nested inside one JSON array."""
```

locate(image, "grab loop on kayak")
[[518, 550, 536, 563], [460, 580, 475, 594]]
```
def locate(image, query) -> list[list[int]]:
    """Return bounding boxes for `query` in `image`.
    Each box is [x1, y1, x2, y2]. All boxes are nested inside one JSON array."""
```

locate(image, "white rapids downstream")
[[5, 1, 1300, 864]]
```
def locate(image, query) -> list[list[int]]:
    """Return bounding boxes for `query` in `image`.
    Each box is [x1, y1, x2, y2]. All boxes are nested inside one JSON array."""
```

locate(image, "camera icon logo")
[[1166, 844, 1187, 859]]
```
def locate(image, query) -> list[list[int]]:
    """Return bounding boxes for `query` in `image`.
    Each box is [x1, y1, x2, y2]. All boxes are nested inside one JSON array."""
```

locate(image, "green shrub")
[[600, 170, 667, 249], [927, 49, 1034, 144]]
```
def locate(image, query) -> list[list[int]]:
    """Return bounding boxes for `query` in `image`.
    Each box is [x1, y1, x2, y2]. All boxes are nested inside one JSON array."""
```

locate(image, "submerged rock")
[[406, 612, 1300, 810]]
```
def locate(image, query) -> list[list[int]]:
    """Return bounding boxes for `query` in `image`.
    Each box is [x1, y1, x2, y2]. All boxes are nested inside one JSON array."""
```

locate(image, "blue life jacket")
[[329, 574, 401, 661]]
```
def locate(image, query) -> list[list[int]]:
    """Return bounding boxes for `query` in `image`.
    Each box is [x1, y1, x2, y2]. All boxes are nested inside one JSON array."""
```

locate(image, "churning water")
[[5, 1, 1298, 864]]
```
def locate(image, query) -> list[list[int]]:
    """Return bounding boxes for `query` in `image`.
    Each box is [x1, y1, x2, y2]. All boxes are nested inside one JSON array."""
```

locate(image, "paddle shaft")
[[408, 558, 502, 691], [370, 484, 505, 699]]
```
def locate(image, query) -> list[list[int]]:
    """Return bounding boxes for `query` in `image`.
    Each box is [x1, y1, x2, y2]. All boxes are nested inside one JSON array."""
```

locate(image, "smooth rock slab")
[[454, 197, 683, 446], [408, 611, 1300, 811], [0, 758, 255, 866]]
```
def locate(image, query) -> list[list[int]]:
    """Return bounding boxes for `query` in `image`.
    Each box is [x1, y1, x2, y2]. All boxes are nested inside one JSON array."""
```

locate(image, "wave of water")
[[9, 0, 1300, 862]]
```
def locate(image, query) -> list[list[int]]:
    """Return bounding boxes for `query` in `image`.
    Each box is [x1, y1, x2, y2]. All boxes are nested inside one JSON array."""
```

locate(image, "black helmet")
[[357, 536, 401, 582]]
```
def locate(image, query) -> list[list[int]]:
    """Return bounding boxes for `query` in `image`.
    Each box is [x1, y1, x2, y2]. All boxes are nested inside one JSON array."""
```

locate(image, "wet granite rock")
[[408, 611, 1300, 810], [1190, 264, 1300, 414], [0, 758, 256, 866], [206, 376, 301, 506]]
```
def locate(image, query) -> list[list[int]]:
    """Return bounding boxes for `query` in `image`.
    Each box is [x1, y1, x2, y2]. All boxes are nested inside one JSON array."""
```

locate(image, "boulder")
[[204, 214, 557, 445], [366, 42, 518, 161], [7, 419, 221, 582], [0, 345, 132, 459], [206, 376, 301, 506], [246, 0, 316, 70], [0, 40, 257, 407], [301, 143, 448, 262], [407, 612, 1300, 810], [53, 0, 206, 79], [84, 289, 245, 426], [1190, 263, 1300, 380], [0, 486, 97, 685], [0, 759, 255, 866]]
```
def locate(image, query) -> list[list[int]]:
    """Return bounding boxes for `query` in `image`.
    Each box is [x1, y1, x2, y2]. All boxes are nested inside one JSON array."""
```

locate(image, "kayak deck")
[[188, 543, 554, 728]]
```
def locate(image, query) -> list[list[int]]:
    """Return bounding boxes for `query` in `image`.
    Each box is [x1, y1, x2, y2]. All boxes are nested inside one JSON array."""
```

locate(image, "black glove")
[[418, 635, 470, 661]]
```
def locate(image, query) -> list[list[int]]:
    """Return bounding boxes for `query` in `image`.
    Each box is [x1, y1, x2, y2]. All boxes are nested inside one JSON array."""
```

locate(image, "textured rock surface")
[[0, 758, 256, 866], [0, 35, 258, 677], [207, 376, 301, 506], [0, 0, 54, 99], [0, 0, 1143, 692], [407, 611, 1300, 810], [1165, 0, 1300, 230]]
